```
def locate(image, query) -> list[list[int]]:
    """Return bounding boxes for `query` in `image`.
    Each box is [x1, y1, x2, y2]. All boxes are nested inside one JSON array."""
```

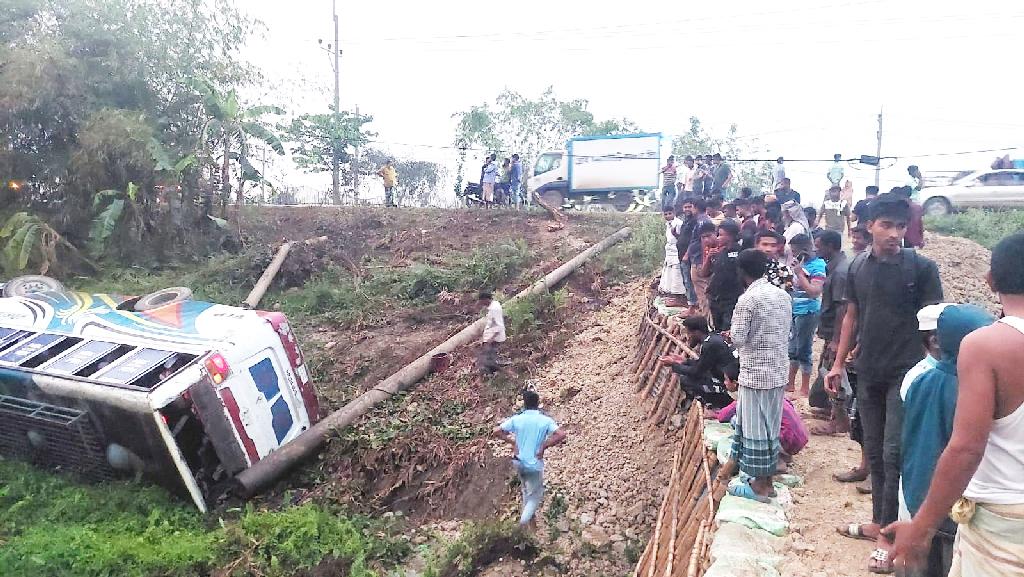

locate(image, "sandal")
[[727, 479, 771, 503], [869, 548, 894, 574], [833, 468, 869, 483], [836, 523, 878, 542], [857, 479, 873, 494]]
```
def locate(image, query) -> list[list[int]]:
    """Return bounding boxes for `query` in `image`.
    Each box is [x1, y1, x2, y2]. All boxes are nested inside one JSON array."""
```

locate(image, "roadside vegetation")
[[925, 208, 1024, 249], [0, 460, 409, 577]]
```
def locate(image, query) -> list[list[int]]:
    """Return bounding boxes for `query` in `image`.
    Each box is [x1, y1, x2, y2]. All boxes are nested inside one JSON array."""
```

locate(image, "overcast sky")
[[242, 0, 1024, 204]]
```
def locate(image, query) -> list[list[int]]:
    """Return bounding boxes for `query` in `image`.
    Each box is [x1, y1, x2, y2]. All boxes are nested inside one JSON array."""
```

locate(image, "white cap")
[[917, 303, 955, 331]]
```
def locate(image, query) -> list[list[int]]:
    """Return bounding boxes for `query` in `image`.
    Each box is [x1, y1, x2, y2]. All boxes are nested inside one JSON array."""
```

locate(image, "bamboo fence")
[[632, 300, 725, 577]]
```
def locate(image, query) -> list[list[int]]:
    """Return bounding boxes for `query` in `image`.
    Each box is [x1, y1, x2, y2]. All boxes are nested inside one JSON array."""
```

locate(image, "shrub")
[[925, 209, 1024, 249]]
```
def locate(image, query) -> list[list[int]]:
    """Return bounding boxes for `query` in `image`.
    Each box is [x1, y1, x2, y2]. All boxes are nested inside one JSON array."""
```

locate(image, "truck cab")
[[0, 277, 319, 511], [526, 133, 662, 211]]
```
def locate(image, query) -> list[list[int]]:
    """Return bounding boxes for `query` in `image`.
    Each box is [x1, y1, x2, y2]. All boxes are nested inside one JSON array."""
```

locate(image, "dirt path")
[[527, 280, 677, 576]]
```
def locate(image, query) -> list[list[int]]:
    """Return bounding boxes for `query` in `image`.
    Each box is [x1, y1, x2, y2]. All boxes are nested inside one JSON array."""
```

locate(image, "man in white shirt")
[[477, 290, 507, 377]]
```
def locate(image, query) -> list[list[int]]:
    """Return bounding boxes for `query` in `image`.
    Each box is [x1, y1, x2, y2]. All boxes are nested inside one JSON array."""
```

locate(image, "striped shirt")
[[730, 277, 793, 390]]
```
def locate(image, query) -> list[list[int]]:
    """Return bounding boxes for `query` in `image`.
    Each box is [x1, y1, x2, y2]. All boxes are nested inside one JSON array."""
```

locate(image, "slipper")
[[810, 423, 846, 436], [727, 480, 771, 503], [836, 523, 877, 542], [869, 548, 894, 574], [857, 480, 873, 495], [833, 468, 869, 483]]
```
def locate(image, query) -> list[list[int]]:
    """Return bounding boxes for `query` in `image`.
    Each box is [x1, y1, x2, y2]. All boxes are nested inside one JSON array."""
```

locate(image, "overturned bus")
[[0, 276, 320, 511]]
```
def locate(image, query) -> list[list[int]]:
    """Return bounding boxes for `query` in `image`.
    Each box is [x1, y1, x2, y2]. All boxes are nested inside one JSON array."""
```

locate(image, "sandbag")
[[704, 421, 734, 450], [704, 557, 782, 577], [710, 523, 784, 564], [715, 494, 789, 537]]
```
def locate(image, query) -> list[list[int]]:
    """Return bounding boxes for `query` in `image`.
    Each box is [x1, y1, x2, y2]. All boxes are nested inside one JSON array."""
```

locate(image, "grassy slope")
[[2, 208, 664, 577]]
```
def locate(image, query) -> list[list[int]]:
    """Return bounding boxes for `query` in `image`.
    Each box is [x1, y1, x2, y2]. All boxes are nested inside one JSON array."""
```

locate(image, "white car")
[[921, 169, 1024, 215]]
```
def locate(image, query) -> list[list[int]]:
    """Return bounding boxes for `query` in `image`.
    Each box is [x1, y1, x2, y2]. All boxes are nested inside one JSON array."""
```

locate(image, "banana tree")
[[194, 79, 284, 214]]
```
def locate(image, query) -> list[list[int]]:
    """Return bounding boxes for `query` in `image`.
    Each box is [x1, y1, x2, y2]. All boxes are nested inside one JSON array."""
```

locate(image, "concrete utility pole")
[[331, 0, 341, 205], [874, 107, 883, 188], [352, 104, 360, 201]]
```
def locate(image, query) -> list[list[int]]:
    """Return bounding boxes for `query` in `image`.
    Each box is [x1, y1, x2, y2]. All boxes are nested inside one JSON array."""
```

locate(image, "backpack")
[[848, 248, 921, 309]]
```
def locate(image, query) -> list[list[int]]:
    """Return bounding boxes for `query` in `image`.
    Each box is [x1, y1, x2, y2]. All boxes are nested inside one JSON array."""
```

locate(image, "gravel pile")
[[531, 281, 677, 576], [919, 232, 999, 314]]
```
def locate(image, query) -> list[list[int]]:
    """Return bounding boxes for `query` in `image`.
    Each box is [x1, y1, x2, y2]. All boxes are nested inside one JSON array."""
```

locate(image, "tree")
[[0, 0, 264, 262], [194, 79, 285, 213], [282, 111, 375, 204], [671, 117, 772, 196], [451, 87, 638, 194]]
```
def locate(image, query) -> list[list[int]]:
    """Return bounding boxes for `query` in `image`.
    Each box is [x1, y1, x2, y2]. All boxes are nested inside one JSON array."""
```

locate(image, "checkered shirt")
[[730, 277, 793, 390]]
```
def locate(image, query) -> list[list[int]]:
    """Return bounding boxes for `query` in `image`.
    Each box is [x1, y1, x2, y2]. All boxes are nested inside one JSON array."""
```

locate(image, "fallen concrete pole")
[[234, 226, 633, 496], [242, 236, 328, 309]]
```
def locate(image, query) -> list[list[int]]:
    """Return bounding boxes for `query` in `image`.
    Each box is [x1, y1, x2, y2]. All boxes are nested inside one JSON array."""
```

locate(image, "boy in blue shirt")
[[896, 304, 994, 577], [492, 388, 567, 527], [787, 233, 827, 395]]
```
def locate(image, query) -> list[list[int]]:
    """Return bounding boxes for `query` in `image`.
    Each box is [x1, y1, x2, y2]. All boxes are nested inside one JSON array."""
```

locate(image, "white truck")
[[527, 133, 662, 211]]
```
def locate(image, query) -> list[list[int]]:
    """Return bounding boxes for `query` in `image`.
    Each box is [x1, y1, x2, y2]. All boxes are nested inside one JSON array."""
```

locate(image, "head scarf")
[[782, 200, 810, 234]]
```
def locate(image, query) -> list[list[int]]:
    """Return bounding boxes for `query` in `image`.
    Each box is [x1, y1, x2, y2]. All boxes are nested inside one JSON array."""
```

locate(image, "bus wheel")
[[134, 287, 194, 311]]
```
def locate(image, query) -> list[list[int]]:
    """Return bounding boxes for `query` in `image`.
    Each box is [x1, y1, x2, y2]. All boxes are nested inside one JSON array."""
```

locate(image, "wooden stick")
[[664, 468, 681, 577], [645, 316, 699, 359], [645, 448, 681, 577], [687, 521, 706, 577]]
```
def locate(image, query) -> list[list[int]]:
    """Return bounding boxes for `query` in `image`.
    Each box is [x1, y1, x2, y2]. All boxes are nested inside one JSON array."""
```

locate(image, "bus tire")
[[134, 287, 194, 311], [2, 275, 66, 297]]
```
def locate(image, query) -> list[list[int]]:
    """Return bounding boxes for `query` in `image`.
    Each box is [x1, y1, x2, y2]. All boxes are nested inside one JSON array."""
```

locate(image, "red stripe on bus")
[[218, 388, 259, 464]]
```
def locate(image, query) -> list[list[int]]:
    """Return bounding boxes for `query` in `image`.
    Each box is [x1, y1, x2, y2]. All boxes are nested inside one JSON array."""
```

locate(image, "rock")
[[411, 534, 428, 545], [669, 413, 683, 429], [582, 526, 610, 549], [555, 519, 570, 533], [324, 341, 336, 349], [612, 541, 627, 556], [790, 539, 816, 553], [560, 386, 582, 401], [609, 533, 625, 542], [578, 512, 594, 527]]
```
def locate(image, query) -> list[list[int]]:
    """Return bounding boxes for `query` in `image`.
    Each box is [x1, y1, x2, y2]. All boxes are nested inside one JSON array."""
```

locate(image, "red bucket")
[[430, 352, 451, 373]]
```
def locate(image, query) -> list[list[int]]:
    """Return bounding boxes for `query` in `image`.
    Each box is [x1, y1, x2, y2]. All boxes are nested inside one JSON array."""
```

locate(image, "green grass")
[[502, 288, 568, 336], [0, 459, 409, 577], [66, 240, 533, 327], [925, 208, 1024, 249], [594, 214, 663, 284]]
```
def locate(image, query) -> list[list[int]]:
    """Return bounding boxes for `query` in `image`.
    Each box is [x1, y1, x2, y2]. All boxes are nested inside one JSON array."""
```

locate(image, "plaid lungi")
[[730, 385, 784, 477]]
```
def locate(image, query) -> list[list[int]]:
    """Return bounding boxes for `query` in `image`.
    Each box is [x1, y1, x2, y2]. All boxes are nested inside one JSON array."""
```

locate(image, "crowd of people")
[[654, 177, 1024, 575]]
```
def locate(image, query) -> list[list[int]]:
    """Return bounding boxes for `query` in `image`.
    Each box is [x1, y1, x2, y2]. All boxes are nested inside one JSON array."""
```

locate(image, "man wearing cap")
[[894, 304, 994, 577]]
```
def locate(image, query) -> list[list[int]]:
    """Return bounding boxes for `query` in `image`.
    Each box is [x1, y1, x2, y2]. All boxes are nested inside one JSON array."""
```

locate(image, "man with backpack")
[[826, 193, 944, 574]]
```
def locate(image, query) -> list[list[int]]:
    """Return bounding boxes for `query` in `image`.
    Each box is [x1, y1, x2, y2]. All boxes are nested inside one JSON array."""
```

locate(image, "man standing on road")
[[377, 159, 398, 207], [886, 232, 1024, 577], [481, 154, 498, 207], [720, 249, 793, 502], [775, 178, 801, 205], [907, 165, 924, 202], [711, 153, 733, 198], [510, 153, 524, 209], [661, 155, 678, 210], [493, 388, 567, 527], [773, 157, 786, 191], [817, 185, 852, 236], [828, 153, 845, 188], [827, 193, 944, 574]]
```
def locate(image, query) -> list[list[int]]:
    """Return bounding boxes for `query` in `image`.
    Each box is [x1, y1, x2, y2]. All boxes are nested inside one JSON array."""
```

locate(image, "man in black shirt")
[[660, 315, 737, 409], [826, 193, 943, 573], [775, 178, 801, 205], [701, 220, 743, 331], [852, 185, 879, 229]]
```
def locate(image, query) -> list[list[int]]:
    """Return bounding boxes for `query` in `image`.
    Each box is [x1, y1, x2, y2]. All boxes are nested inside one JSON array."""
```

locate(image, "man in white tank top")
[[885, 231, 1024, 577]]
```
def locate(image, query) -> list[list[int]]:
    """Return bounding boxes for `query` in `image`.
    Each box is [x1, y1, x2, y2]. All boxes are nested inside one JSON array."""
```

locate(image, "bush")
[[502, 289, 568, 336], [0, 460, 408, 577], [925, 209, 1024, 249], [423, 521, 536, 577], [595, 214, 663, 283]]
